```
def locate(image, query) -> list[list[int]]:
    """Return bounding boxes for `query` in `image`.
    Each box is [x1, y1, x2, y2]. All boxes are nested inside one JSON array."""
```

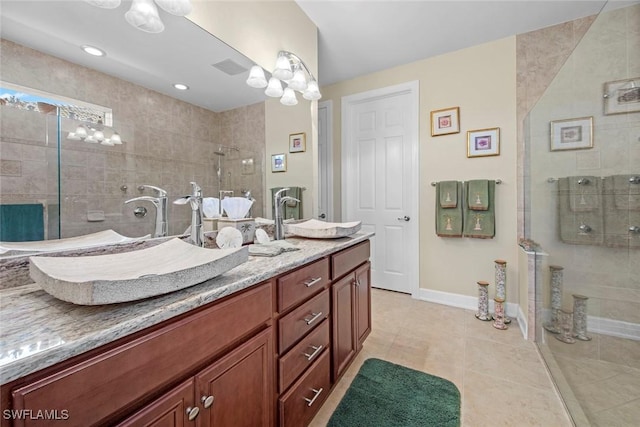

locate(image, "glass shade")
[[125, 0, 165, 33], [272, 54, 293, 80], [264, 78, 284, 97], [93, 130, 105, 142], [288, 67, 308, 91], [110, 132, 123, 145], [84, 134, 98, 143], [280, 88, 298, 106], [303, 80, 322, 101], [154, 0, 192, 16], [74, 125, 88, 139], [66, 132, 81, 141], [246, 66, 268, 89]]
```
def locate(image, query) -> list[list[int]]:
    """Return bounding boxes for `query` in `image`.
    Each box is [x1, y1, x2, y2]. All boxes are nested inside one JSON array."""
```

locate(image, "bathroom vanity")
[[0, 233, 372, 427]]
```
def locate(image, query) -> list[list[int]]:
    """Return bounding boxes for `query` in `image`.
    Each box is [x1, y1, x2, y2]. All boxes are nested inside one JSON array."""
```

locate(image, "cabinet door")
[[355, 261, 372, 349], [331, 274, 356, 382], [195, 328, 273, 427], [116, 379, 195, 427]]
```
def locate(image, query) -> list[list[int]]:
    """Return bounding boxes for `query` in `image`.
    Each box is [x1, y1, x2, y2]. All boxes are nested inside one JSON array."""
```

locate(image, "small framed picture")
[[289, 132, 306, 153], [467, 127, 500, 158], [271, 153, 287, 172], [603, 77, 639, 115], [550, 117, 593, 151], [430, 107, 460, 136]]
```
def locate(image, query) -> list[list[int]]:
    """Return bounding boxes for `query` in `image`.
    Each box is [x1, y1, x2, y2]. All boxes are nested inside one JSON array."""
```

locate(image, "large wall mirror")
[[0, 0, 271, 255]]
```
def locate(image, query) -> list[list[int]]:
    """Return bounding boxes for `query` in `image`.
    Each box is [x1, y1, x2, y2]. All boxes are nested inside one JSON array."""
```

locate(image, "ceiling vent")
[[211, 59, 248, 76]]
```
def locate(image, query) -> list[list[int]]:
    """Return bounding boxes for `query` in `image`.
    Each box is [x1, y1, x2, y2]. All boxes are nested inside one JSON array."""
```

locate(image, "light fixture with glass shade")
[[67, 121, 123, 147], [84, 0, 192, 34], [246, 50, 321, 106]]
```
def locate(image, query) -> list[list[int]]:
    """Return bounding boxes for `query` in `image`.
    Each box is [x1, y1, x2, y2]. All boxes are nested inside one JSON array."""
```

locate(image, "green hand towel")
[[568, 176, 600, 212], [438, 181, 458, 208], [463, 181, 495, 238], [436, 181, 463, 237], [467, 179, 490, 211]]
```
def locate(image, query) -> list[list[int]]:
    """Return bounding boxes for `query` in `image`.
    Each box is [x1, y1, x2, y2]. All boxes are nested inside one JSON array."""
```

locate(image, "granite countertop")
[[0, 232, 373, 385]]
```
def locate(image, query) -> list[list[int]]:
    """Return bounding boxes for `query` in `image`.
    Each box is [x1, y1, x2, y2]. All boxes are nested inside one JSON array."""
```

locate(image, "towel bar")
[[431, 179, 502, 187]]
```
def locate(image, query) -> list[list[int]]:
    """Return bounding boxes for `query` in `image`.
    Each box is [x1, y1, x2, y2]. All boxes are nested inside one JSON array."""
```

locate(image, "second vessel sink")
[[285, 219, 362, 239], [29, 238, 249, 305]]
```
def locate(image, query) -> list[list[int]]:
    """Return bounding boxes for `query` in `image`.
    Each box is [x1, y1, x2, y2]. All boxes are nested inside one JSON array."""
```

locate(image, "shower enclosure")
[[525, 3, 639, 426]]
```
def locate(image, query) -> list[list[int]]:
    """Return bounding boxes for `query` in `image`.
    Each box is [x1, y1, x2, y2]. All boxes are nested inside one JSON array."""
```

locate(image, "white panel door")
[[318, 101, 333, 221], [342, 82, 419, 295]]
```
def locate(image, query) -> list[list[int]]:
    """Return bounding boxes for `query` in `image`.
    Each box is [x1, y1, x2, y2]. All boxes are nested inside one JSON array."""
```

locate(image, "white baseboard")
[[541, 309, 640, 341], [414, 288, 527, 339]]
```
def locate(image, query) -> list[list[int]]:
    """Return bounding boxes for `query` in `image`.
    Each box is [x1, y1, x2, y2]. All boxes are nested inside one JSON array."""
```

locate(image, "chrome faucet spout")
[[124, 189, 168, 238], [173, 182, 204, 247], [274, 188, 300, 240]]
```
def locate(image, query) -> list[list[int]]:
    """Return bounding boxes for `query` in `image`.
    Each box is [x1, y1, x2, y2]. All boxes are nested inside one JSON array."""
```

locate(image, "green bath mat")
[[328, 358, 460, 427]]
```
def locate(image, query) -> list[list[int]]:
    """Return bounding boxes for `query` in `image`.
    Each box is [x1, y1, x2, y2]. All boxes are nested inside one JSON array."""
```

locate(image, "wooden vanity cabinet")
[[330, 241, 371, 382], [275, 257, 332, 427], [118, 328, 273, 427], [9, 282, 273, 427]]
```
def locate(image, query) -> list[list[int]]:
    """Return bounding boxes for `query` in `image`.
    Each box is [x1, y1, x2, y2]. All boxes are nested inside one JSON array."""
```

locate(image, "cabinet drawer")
[[11, 282, 272, 427], [278, 350, 330, 427], [277, 257, 329, 313], [278, 319, 329, 392], [278, 289, 330, 354], [331, 240, 370, 280]]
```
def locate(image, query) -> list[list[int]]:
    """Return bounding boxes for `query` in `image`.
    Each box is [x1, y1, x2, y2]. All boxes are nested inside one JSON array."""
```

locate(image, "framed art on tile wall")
[[430, 107, 460, 136], [467, 127, 500, 157], [603, 77, 640, 115], [271, 153, 287, 172], [550, 117, 593, 151]]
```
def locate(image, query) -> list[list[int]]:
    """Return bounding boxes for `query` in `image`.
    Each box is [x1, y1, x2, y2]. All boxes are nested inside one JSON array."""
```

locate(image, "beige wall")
[[322, 37, 519, 301]]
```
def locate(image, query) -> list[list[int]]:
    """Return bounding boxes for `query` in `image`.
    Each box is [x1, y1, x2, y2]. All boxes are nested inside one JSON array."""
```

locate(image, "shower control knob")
[[578, 224, 592, 233], [629, 226, 640, 234]]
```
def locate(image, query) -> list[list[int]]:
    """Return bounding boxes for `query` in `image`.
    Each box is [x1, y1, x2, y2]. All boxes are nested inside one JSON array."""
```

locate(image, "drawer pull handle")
[[303, 277, 322, 287], [186, 406, 200, 421], [201, 395, 214, 409], [303, 387, 324, 407], [303, 345, 323, 361], [304, 312, 323, 325]]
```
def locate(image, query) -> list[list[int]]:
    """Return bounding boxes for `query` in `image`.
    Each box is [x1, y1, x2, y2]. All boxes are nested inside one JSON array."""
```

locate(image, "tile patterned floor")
[[310, 288, 572, 427], [545, 331, 640, 427]]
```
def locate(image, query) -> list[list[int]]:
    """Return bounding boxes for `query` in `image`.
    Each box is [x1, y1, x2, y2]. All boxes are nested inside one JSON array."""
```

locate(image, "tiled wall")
[[0, 39, 265, 240], [526, 4, 640, 326]]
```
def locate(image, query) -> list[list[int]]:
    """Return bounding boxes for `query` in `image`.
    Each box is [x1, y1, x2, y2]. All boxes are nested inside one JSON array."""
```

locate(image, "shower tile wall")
[[0, 39, 265, 239]]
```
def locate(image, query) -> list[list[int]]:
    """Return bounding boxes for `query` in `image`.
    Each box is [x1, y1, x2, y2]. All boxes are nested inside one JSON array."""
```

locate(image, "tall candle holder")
[[572, 294, 591, 341], [475, 281, 492, 321], [543, 265, 563, 334], [494, 259, 511, 324], [493, 297, 508, 330], [555, 309, 576, 344]]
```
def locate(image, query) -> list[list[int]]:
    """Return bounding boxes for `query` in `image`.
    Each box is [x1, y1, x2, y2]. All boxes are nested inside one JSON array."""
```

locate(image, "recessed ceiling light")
[[173, 83, 189, 90], [81, 45, 106, 57]]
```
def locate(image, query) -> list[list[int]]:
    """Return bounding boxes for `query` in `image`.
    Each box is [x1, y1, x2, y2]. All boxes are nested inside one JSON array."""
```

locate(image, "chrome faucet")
[[124, 185, 168, 238], [274, 188, 300, 240], [174, 182, 204, 247]]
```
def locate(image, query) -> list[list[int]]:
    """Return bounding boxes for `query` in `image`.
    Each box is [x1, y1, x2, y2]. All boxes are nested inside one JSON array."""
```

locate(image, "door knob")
[[397, 216, 410, 221], [319, 213, 326, 219]]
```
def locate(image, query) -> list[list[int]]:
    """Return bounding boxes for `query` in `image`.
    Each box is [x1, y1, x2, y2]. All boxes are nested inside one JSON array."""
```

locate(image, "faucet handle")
[[173, 196, 191, 205], [190, 182, 202, 197], [140, 185, 167, 197]]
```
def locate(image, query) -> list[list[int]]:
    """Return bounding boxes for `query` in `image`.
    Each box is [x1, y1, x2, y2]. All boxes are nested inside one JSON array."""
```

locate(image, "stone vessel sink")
[[285, 219, 362, 239], [0, 230, 145, 257], [29, 238, 249, 305]]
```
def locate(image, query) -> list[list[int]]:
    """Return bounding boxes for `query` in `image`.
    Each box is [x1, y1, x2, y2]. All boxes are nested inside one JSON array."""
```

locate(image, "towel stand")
[[431, 179, 502, 187]]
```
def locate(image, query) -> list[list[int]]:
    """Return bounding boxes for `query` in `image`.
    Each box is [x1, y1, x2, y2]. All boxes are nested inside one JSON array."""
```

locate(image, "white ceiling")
[[0, 1, 629, 111], [296, 0, 612, 86]]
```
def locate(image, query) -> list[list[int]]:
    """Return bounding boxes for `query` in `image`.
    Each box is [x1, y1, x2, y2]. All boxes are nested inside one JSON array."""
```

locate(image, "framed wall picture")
[[289, 132, 306, 153], [467, 127, 500, 157], [603, 77, 640, 115], [271, 153, 287, 172], [430, 107, 460, 136], [550, 117, 593, 151]]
